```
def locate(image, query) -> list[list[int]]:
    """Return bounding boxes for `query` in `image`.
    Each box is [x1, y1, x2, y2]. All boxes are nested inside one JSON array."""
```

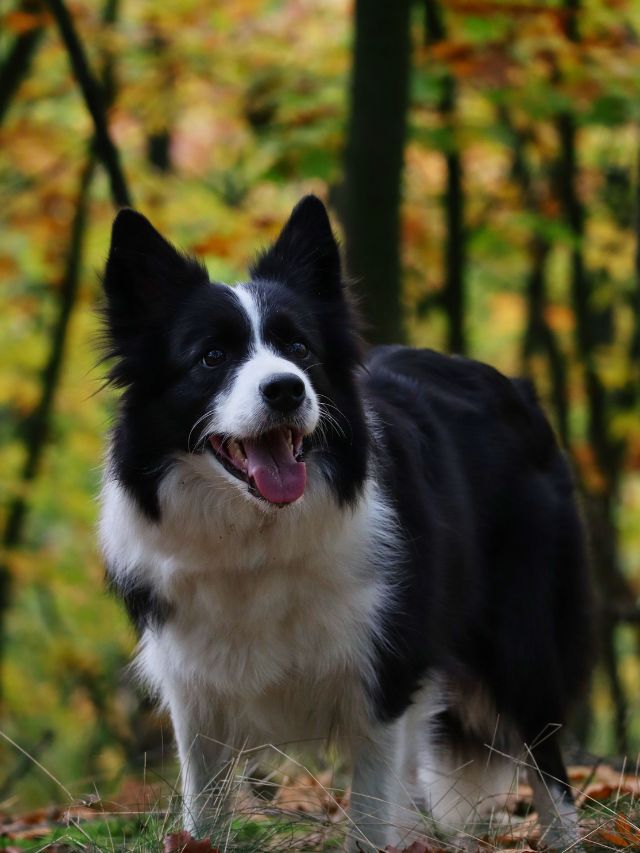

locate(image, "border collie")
[[99, 196, 592, 850]]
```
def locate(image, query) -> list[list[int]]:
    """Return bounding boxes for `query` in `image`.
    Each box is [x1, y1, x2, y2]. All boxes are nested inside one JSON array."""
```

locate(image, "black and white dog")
[[99, 196, 592, 849]]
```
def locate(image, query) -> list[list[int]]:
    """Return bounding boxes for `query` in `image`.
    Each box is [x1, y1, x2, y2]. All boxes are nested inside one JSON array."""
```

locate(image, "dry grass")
[[3, 737, 640, 852]]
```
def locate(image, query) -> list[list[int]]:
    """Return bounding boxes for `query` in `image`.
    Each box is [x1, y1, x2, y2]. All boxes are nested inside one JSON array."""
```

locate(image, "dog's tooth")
[[229, 439, 245, 462]]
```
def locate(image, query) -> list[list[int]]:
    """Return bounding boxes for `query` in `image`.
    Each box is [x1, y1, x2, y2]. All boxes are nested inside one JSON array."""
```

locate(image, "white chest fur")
[[100, 453, 399, 744]]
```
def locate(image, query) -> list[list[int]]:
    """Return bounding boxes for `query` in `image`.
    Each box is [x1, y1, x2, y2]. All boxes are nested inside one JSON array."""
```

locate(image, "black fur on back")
[[362, 345, 592, 731]]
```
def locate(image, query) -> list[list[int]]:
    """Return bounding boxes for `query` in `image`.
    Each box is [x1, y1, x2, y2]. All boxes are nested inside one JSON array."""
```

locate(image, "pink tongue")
[[243, 430, 306, 505]]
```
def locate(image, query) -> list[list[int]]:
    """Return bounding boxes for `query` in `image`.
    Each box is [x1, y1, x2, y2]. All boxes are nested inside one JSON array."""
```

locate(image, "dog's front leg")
[[166, 688, 231, 839], [350, 725, 403, 852]]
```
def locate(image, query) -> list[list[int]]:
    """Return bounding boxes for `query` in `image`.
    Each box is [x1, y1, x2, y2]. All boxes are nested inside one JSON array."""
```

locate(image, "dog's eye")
[[286, 341, 309, 359], [202, 349, 226, 367]]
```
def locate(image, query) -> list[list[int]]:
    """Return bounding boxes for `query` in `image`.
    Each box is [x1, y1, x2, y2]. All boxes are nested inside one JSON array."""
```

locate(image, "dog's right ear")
[[103, 209, 207, 339]]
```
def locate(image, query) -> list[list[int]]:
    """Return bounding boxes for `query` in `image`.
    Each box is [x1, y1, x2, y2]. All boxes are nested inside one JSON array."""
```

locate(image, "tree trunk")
[[425, 0, 466, 354], [343, 0, 412, 345], [557, 0, 630, 753], [146, 33, 174, 173], [501, 106, 570, 445]]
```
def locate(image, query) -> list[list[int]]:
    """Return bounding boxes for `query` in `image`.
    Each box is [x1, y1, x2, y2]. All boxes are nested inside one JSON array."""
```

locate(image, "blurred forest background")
[[1, 0, 640, 813]]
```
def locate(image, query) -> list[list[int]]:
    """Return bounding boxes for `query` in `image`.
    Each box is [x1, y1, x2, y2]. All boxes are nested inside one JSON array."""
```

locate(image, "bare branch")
[[43, 0, 131, 207]]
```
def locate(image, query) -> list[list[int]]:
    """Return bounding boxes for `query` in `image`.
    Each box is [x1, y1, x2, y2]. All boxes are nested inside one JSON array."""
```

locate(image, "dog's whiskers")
[[188, 410, 217, 453]]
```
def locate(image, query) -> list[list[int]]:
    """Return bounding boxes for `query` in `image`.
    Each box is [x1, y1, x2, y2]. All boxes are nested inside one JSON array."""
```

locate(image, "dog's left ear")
[[250, 195, 342, 299]]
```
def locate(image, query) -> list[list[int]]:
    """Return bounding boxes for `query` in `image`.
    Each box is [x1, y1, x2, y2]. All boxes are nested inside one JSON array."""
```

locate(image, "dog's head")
[[102, 196, 368, 517]]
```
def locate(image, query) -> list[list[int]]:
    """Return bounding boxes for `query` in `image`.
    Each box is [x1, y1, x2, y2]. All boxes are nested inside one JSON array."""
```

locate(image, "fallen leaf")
[[163, 830, 219, 852], [2, 825, 51, 840], [274, 770, 346, 819], [15, 807, 55, 824], [497, 849, 536, 853], [581, 781, 637, 802], [490, 812, 539, 844], [596, 814, 640, 848]]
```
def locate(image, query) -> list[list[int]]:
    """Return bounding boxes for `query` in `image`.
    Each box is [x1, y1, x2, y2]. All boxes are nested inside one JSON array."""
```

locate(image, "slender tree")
[[146, 32, 174, 173], [555, 0, 632, 752], [425, 0, 466, 354], [343, 0, 412, 345], [501, 108, 570, 447]]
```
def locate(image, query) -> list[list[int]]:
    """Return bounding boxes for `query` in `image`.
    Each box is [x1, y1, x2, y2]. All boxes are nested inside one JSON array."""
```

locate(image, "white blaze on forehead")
[[206, 283, 320, 439], [234, 284, 263, 350]]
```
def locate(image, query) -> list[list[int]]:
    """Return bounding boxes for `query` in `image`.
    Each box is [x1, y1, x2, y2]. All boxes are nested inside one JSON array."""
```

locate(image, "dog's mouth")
[[208, 427, 306, 506]]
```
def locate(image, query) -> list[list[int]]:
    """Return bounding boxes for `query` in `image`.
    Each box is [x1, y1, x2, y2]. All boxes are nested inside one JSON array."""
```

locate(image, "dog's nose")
[[260, 373, 306, 412]]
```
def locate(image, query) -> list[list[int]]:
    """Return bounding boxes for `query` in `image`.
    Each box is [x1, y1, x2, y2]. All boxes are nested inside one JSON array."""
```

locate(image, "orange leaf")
[[4, 10, 47, 33], [189, 233, 234, 258], [544, 304, 574, 334], [581, 779, 638, 802], [431, 41, 473, 63], [163, 831, 219, 853], [583, 782, 617, 801], [597, 815, 640, 848], [3, 826, 51, 840]]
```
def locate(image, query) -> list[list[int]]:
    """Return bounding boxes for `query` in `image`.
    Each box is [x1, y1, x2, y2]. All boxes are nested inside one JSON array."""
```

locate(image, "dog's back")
[[364, 344, 591, 718]]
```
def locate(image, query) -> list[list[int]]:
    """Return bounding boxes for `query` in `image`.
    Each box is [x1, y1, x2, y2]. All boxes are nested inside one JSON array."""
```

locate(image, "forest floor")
[[2, 762, 640, 852]]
